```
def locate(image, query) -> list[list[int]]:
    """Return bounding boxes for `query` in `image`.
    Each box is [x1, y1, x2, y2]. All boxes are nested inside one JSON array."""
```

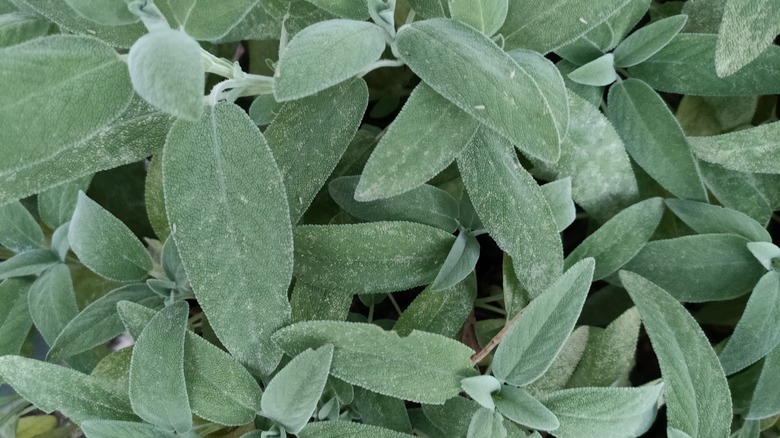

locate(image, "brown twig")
[[470, 307, 526, 366]]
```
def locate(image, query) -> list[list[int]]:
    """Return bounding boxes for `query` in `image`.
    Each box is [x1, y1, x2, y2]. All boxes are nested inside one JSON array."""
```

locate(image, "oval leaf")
[[299, 421, 416, 438], [449, 0, 507, 36], [665, 199, 771, 243], [0, 201, 43, 253], [81, 420, 175, 438], [688, 121, 780, 174], [568, 53, 618, 86], [64, 0, 138, 25], [613, 14, 687, 68], [394, 273, 477, 338], [715, 0, 780, 77], [494, 385, 559, 431]]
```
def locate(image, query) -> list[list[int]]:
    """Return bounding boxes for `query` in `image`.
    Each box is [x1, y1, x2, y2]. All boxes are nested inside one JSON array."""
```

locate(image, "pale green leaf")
[[494, 385, 559, 431], [0, 201, 43, 253], [747, 343, 780, 419], [461, 375, 501, 410], [699, 162, 772, 225], [567, 53, 617, 86], [293, 222, 454, 294], [299, 421, 416, 438], [274, 19, 385, 101], [166, 0, 258, 40], [620, 271, 732, 437], [216, 0, 334, 42], [0, 355, 137, 424], [540, 178, 575, 232], [526, 326, 589, 396], [303, 0, 368, 19], [81, 420, 175, 438], [0, 12, 49, 47], [449, 0, 507, 35], [144, 155, 169, 241], [540, 384, 663, 438], [70, 192, 152, 282], [715, 0, 780, 77], [681, 0, 724, 33], [163, 102, 292, 375], [262, 345, 333, 433], [353, 387, 413, 433], [396, 19, 564, 162], [266, 78, 367, 223], [556, 0, 650, 59], [747, 241, 780, 271], [430, 233, 480, 292], [423, 397, 479, 437], [467, 408, 506, 438], [665, 199, 771, 243], [64, 0, 138, 25], [407, 0, 448, 18], [613, 14, 687, 68], [565, 198, 664, 280], [129, 302, 191, 433], [356, 83, 479, 201], [493, 258, 595, 387], [394, 273, 476, 338], [622, 234, 765, 302], [128, 29, 204, 121], [248, 93, 282, 126], [608, 79, 707, 201], [458, 128, 563, 297], [0, 250, 60, 281], [676, 95, 758, 136], [272, 321, 475, 404], [290, 282, 352, 323], [0, 278, 34, 356], [719, 272, 780, 374], [688, 121, 780, 174], [27, 264, 79, 346], [38, 176, 92, 230], [501, 254, 529, 318]]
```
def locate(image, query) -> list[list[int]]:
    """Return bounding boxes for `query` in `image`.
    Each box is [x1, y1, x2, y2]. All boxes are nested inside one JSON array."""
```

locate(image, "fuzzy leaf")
[[0, 250, 61, 281], [613, 14, 687, 68], [715, 0, 780, 77], [290, 282, 352, 323], [353, 387, 413, 433], [27, 264, 79, 346], [81, 420, 175, 438], [688, 121, 780, 174], [166, 0, 259, 40], [449, 0, 507, 36], [747, 343, 780, 419], [493, 385, 559, 431], [303, 0, 368, 19], [0, 11, 49, 47], [64, 0, 138, 25], [394, 273, 476, 338], [665, 199, 771, 243], [0, 278, 34, 356], [540, 178, 575, 232], [0, 201, 43, 253], [38, 176, 92, 230], [430, 233, 480, 292], [461, 375, 501, 410], [299, 421, 416, 438], [567, 53, 617, 86], [467, 408, 506, 438]]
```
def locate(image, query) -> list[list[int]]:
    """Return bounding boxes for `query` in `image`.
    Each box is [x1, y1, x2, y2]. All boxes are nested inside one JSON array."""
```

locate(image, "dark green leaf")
[[0, 201, 43, 253], [394, 273, 476, 338], [613, 14, 687, 68], [38, 175, 92, 230], [430, 233, 480, 292], [27, 264, 79, 346], [747, 343, 780, 419], [0, 278, 34, 356], [0, 250, 60, 281], [353, 387, 413, 434], [0, 12, 49, 47], [290, 282, 352, 323]]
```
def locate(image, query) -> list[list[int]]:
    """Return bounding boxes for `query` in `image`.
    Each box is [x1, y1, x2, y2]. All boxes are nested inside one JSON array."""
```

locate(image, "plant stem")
[[470, 306, 527, 366], [387, 293, 403, 317]]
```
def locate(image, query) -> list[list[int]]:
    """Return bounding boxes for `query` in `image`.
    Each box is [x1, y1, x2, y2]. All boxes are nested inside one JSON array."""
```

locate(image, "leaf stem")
[[387, 293, 403, 316], [470, 306, 527, 366]]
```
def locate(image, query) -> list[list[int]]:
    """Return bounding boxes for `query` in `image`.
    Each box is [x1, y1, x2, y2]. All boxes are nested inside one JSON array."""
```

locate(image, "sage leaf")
[[629, 34, 780, 96], [699, 162, 772, 225], [718, 272, 780, 375], [525, 326, 589, 396], [493, 385, 559, 431], [0, 201, 43, 253], [293, 222, 455, 294], [715, 0, 780, 77], [0, 250, 60, 281], [64, 0, 138, 25], [622, 234, 765, 302], [394, 273, 476, 338], [163, 102, 293, 375], [304, 0, 368, 19], [493, 258, 595, 387], [299, 421, 416, 438], [540, 384, 663, 438], [145, 155, 169, 241], [540, 178, 575, 232], [747, 343, 780, 419], [458, 128, 563, 297], [461, 375, 501, 410], [128, 29, 204, 121], [449, 0, 507, 36], [567, 53, 618, 86], [353, 387, 413, 433], [274, 19, 385, 101], [265, 78, 368, 223], [430, 232, 480, 292], [688, 121, 780, 174], [747, 241, 780, 271], [613, 14, 687, 68], [467, 408, 506, 438], [0, 12, 49, 47], [70, 192, 152, 282], [80, 420, 175, 438], [272, 321, 475, 404], [0, 355, 137, 424], [261, 345, 334, 433], [565, 198, 664, 280], [423, 397, 480, 437], [330, 176, 459, 232], [129, 302, 191, 433], [48, 284, 162, 362], [608, 79, 707, 201], [248, 93, 282, 126], [0, 278, 34, 356], [396, 19, 564, 162], [665, 199, 771, 243], [620, 271, 732, 437], [356, 83, 479, 201], [27, 264, 79, 346], [166, 0, 259, 40], [38, 176, 92, 230], [290, 282, 352, 323], [407, 0, 448, 19]]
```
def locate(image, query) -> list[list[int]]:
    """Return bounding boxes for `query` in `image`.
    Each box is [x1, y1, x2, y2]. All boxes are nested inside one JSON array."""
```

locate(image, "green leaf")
[[688, 121, 780, 174], [498, 0, 631, 53], [290, 282, 352, 323], [215, 0, 334, 42], [396, 19, 565, 162], [525, 326, 589, 396], [0, 36, 133, 182], [0, 12, 49, 47], [567, 53, 617, 86], [613, 14, 687, 68], [0, 201, 43, 253], [540, 384, 663, 438], [299, 421, 416, 438], [665, 199, 771, 243], [129, 302, 191, 433], [262, 345, 333, 433], [534, 89, 639, 222], [540, 178, 575, 232], [293, 222, 454, 294], [622, 234, 765, 302], [461, 375, 501, 410], [331, 176, 459, 232], [144, 155, 169, 241], [747, 343, 780, 419], [70, 192, 152, 282], [0, 250, 60, 281], [423, 397, 480, 437], [272, 321, 475, 404], [353, 387, 413, 433], [493, 258, 595, 387], [494, 385, 559, 431], [394, 273, 476, 338], [274, 19, 385, 101], [565, 198, 664, 280], [629, 34, 780, 96], [27, 264, 79, 346], [699, 162, 772, 225], [166, 0, 258, 40], [64, 0, 138, 25], [620, 271, 732, 437], [407, 0, 448, 18], [715, 0, 780, 77], [430, 233, 480, 292], [746, 241, 780, 271], [356, 83, 479, 201], [266, 77, 368, 223], [38, 176, 92, 230], [48, 284, 161, 362], [608, 79, 707, 201], [128, 29, 204, 121], [467, 408, 506, 438], [163, 102, 293, 375], [81, 420, 175, 438], [248, 93, 282, 126], [458, 128, 562, 297], [0, 278, 34, 356], [303, 0, 368, 19], [0, 355, 136, 424], [449, 0, 507, 36], [718, 272, 780, 375]]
